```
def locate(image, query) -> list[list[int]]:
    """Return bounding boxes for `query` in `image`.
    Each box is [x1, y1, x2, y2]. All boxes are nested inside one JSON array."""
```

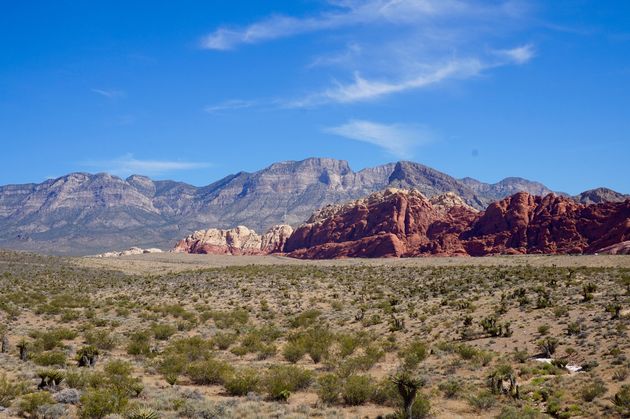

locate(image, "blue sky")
[[1, 0, 629, 194]]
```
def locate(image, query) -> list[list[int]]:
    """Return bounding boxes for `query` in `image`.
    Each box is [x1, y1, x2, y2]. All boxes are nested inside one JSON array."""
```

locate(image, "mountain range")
[[0, 157, 626, 255]]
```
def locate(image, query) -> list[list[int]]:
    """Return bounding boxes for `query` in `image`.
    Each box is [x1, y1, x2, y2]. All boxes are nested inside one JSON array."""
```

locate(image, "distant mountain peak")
[[1, 156, 612, 256]]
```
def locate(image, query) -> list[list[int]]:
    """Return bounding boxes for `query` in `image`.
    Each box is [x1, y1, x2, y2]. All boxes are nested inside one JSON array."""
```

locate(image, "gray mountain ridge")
[[0, 157, 615, 255]]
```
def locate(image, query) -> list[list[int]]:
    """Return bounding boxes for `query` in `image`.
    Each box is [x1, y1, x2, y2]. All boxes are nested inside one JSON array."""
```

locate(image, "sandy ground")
[[76, 252, 630, 274]]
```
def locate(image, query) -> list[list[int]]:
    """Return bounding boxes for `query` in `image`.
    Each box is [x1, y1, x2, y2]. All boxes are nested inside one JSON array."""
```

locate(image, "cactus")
[[16, 339, 28, 361]]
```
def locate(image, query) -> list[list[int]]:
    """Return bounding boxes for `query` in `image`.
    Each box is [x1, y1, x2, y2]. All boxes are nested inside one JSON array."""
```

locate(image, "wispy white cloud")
[[91, 88, 125, 99], [201, 0, 470, 50], [204, 99, 257, 113], [83, 153, 211, 177], [324, 119, 434, 157], [495, 44, 535, 64], [290, 59, 485, 106], [201, 0, 536, 109]]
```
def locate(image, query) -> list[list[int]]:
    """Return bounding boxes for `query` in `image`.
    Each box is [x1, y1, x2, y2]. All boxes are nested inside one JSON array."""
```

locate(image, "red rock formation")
[[284, 189, 478, 258], [285, 190, 630, 259], [464, 192, 630, 255]]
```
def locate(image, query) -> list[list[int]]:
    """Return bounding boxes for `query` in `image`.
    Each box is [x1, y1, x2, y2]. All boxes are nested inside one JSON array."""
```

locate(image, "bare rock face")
[[285, 189, 478, 258], [285, 190, 630, 259], [574, 188, 629, 205], [464, 193, 630, 255], [174, 224, 293, 255], [261, 224, 294, 253], [93, 247, 163, 258], [596, 241, 630, 255]]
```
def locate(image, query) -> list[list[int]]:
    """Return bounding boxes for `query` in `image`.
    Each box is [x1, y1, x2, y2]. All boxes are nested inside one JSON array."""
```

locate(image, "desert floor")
[[1, 251, 629, 418]]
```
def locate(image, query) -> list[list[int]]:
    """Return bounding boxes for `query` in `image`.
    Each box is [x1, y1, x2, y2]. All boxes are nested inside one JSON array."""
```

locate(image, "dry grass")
[[1, 250, 629, 418]]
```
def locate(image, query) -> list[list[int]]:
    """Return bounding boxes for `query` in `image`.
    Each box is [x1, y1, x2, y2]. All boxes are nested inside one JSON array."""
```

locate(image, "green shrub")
[[264, 365, 313, 401], [580, 379, 607, 402], [159, 354, 187, 385], [224, 368, 260, 396], [341, 375, 373, 405], [317, 373, 340, 404], [371, 378, 400, 407], [33, 350, 67, 366], [283, 340, 306, 363], [438, 378, 462, 399], [17, 392, 56, 417], [394, 393, 431, 419], [212, 332, 237, 350], [80, 388, 120, 418], [613, 385, 630, 417], [84, 329, 117, 350], [467, 390, 495, 411], [186, 359, 233, 385], [151, 323, 176, 341], [400, 340, 428, 370], [497, 406, 544, 419], [0, 374, 28, 407], [289, 309, 321, 328], [165, 336, 211, 362], [126, 331, 152, 357]]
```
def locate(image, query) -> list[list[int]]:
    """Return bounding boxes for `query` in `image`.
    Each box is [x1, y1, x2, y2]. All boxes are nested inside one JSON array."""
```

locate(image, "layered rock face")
[[596, 241, 630, 255], [174, 225, 293, 255], [464, 192, 630, 255], [284, 190, 630, 259], [284, 189, 479, 258]]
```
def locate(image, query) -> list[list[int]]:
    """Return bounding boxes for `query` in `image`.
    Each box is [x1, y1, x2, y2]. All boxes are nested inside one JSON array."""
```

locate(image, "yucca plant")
[[128, 407, 160, 419]]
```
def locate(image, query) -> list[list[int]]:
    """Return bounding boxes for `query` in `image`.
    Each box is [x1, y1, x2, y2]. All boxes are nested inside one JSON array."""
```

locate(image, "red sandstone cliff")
[[284, 190, 630, 259]]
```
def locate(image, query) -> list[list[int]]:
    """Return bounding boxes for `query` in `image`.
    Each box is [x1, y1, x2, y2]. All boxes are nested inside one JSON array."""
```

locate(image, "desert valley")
[[2, 1, 629, 418]]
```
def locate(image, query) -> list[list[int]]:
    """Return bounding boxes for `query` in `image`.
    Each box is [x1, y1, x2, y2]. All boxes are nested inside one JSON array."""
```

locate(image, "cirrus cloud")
[[324, 119, 435, 158]]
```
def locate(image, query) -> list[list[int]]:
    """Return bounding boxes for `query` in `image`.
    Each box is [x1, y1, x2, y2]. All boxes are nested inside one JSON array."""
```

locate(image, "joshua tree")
[[77, 345, 99, 367], [0, 328, 8, 353], [538, 337, 559, 358], [17, 339, 28, 361], [607, 302, 622, 320], [488, 364, 519, 399], [37, 369, 65, 390], [392, 371, 424, 419]]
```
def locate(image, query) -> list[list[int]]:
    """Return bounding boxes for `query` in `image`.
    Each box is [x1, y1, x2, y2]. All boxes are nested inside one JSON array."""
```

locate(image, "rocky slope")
[[173, 225, 293, 255], [284, 190, 630, 259], [0, 157, 622, 255], [574, 187, 629, 205]]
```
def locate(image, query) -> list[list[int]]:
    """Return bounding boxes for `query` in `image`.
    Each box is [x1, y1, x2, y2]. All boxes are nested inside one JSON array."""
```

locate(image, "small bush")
[[394, 393, 431, 419], [84, 329, 117, 350], [126, 331, 152, 357], [212, 332, 237, 350], [580, 379, 607, 402], [264, 365, 313, 401], [341, 375, 373, 405], [151, 323, 176, 341], [400, 340, 428, 370], [438, 378, 462, 399], [18, 392, 56, 417], [0, 374, 28, 407], [317, 373, 340, 404], [467, 390, 495, 411], [186, 358, 233, 385], [79, 388, 120, 418], [33, 350, 67, 366], [224, 368, 260, 396], [497, 406, 544, 419], [283, 340, 306, 363], [613, 385, 630, 416]]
